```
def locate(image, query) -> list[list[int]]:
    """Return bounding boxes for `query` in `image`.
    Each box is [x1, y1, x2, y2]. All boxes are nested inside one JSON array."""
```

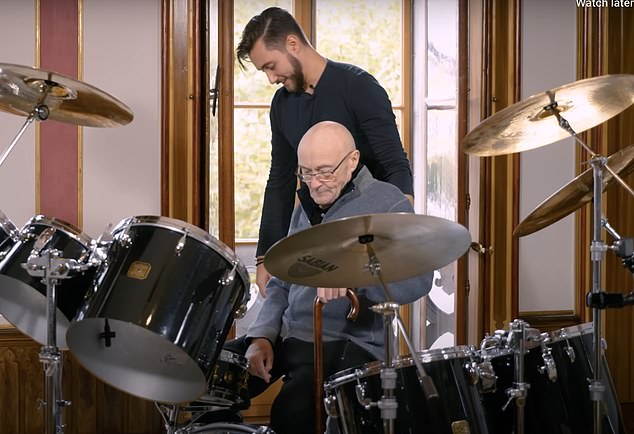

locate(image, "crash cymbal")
[[0, 63, 132, 127], [515, 144, 634, 237], [463, 74, 634, 156], [264, 213, 471, 288]]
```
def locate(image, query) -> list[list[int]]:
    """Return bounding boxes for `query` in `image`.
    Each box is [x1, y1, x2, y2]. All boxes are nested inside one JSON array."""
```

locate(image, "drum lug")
[[175, 230, 188, 256], [354, 373, 375, 409], [220, 261, 238, 286], [464, 359, 480, 384], [323, 393, 338, 418], [476, 359, 498, 393], [538, 344, 558, 382], [32, 227, 56, 255]]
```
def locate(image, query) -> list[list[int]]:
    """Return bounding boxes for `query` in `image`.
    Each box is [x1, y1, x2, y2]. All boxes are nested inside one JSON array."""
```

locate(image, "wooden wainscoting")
[[0, 326, 162, 434]]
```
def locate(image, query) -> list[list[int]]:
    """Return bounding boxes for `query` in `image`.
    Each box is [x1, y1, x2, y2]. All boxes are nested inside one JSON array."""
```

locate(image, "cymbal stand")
[[549, 105, 634, 434], [502, 319, 529, 434], [24, 248, 89, 434], [360, 241, 438, 434], [1, 82, 52, 168]]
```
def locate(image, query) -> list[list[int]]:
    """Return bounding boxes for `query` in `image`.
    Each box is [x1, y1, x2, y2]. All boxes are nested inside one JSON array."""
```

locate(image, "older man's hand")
[[245, 338, 274, 383], [317, 287, 349, 303]]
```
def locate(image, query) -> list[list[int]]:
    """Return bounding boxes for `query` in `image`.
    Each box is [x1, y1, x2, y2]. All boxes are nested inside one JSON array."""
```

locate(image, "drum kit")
[[0, 63, 270, 434], [0, 60, 633, 434]]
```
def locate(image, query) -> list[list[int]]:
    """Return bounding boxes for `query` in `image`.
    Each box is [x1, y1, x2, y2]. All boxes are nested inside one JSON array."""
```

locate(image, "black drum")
[[477, 322, 624, 434], [199, 349, 250, 410], [66, 216, 249, 403], [0, 215, 94, 348], [324, 346, 488, 434]]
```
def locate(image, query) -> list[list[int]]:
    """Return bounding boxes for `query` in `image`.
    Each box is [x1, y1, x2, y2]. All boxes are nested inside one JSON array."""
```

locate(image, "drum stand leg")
[[361, 242, 438, 434], [25, 249, 84, 434]]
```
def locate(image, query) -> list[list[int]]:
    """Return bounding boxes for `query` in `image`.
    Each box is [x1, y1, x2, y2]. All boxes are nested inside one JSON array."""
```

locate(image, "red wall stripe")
[[37, 0, 80, 227]]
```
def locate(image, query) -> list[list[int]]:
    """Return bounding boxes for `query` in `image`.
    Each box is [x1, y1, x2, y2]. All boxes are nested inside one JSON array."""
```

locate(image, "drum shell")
[[324, 346, 487, 434], [0, 215, 93, 348], [67, 216, 249, 403], [478, 322, 624, 434]]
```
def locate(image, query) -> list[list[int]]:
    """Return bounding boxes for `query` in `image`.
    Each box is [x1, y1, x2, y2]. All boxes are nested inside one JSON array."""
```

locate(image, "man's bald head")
[[297, 121, 359, 208]]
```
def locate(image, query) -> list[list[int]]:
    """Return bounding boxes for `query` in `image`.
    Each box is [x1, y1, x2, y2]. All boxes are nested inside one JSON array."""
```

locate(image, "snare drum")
[[199, 349, 250, 410], [324, 346, 487, 434], [0, 215, 94, 348], [66, 216, 249, 403]]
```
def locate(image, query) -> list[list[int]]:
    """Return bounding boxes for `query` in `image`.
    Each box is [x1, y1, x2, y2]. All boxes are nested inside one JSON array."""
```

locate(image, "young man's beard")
[[286, 53, 306, 92]]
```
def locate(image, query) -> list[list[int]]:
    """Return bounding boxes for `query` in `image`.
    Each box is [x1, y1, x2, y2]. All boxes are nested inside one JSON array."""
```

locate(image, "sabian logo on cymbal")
[[287, 255, 339, 278], [298, 255, 338, 272]]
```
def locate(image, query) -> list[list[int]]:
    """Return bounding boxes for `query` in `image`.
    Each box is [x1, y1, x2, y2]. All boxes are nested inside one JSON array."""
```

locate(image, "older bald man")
[[227, 121, 431, 434]]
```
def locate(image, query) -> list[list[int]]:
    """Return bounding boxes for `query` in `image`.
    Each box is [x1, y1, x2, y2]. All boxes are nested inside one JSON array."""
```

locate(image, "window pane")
[[425, 108, 458, 348], [427, 0, 457, 102], [234, 108, 272, 240], [233, 0, 290, 242], [234, 0, 292, 104], [315, 0, 403, 105], [426, 109, 457, 220]]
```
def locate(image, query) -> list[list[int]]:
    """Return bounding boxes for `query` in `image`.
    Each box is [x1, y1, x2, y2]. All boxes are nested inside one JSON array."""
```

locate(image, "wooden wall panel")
[[0, 327, 162, 434]]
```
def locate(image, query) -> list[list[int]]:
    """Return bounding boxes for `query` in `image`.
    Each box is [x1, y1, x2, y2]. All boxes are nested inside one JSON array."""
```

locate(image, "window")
[[211, 0, 462, 349]]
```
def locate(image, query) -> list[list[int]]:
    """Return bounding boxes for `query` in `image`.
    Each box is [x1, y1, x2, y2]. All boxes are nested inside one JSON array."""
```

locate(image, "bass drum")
[[67, 216, 249, 403], [324, 346, 487, 434], [0, 215, 94, 348]]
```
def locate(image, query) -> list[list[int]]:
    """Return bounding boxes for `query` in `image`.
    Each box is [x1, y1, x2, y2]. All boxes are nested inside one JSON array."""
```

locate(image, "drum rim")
[[25, 214, 92, 246], [112, 215, 249, 288], [325, 344, 476, 388], [548, 321, 592, 342], [0, 210, 18, 237]]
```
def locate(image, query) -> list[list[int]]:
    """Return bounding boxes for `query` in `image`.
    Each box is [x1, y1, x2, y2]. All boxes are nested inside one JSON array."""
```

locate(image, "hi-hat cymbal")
[[514, 143, 634, 237], [264, 213, 471, 288], [0, 63, 133, 127], [462, 75, 634, 156]]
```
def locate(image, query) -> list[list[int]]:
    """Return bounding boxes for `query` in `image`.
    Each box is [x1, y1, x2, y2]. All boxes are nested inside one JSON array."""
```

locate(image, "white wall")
[[0, 0, 36, 228], [519, 0, 577, 312], [83, 0, 161, 237]]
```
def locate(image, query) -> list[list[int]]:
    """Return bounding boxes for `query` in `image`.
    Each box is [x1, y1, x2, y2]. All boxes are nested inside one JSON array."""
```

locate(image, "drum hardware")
[[500, 320, 530, 434], [536, 335, 558, 382], [23, 247, 92, 434]]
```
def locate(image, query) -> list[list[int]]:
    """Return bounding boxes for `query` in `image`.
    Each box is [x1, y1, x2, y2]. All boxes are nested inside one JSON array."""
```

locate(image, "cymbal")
[[0, 63, 133, 127], [462, 74, 634, 156], [514, 143, 634, 237], [264, 213, 471, 288]]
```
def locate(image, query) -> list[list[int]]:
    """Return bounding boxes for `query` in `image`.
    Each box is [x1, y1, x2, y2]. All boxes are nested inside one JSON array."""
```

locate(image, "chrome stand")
[[24, 248, 88, 434], [550, 105, 634, 434], [503, 319, 529, 434], [360, 242, 438, 434]]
